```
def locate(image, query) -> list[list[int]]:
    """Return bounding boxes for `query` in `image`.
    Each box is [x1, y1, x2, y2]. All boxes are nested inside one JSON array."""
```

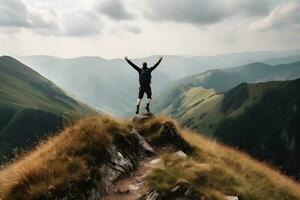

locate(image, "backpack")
[[139, 68, 151, 85]]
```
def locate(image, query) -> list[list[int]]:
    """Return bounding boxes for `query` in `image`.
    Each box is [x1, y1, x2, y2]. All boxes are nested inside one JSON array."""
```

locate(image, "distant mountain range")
[[18, 49, 300, 116], [0, 50, 299, 182], [18, 56, 172, 116], [11, 51, 300, 177], [263, 54, 300, 65], [154, 77, 300, 178], [0, 56, 94, 162], [154, 61, 300, 114]]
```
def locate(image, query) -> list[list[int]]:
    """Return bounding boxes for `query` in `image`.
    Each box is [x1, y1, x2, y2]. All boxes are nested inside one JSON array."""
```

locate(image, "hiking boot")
[[145, 106, 150, 113]]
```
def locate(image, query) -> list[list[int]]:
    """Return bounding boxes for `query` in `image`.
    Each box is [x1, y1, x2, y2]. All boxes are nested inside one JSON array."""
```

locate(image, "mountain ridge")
[[18, 50, 300, 116], [0, 114, 299, 200], [154, 60, 300, 113], [154, 78, 300, 179], [0, 56, 95, 163]]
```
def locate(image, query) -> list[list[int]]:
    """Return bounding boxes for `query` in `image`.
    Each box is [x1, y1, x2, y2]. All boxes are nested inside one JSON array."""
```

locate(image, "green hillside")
[[154, 61, 300, 117], [0, 56, 95, 162], [155, 78, 300, 179], [226, 61, 300, 82]]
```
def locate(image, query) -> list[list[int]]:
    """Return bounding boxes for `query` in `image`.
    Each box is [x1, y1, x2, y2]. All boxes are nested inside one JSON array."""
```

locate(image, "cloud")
[[0, 0, 31, 27], [124, 25, 142, 34], [26, 2, 61, 34], [0, 0, 60, 31], [234, 0, 279, 17], [97, 0, 135, 21], [61, 10, 102, 37], [0, 0, 298, 41], [144, 0, 280, 26], [145, 0, 229, 25], [0, 0, 103, 36], [249, 0, 300, 31]]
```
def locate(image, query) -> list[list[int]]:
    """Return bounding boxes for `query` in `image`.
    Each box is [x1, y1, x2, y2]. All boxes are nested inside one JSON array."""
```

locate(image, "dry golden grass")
[[0, 116, 132, 200], [0, 115, 299, 200], [147, 127, 300, 200]]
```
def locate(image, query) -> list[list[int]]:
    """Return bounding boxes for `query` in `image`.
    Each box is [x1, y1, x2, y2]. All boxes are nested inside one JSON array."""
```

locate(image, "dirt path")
[[104, 156, 161, 200]]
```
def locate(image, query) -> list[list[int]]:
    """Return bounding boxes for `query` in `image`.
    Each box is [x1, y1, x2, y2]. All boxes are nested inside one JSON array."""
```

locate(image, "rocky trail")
[[104, 156, 161, 200], [98, 113, 194, 200]]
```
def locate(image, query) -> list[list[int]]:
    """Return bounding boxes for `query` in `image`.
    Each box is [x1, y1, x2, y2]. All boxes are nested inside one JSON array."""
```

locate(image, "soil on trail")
[[104, 156, 161, 200]]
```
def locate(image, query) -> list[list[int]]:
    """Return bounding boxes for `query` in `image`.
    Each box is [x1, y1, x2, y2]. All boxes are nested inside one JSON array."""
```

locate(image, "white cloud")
[[0, 0, 300, 58], [143, 0, 279, 26], [249, 1, 300, 31], [60, 9, 102, 36], [0, 0, 103, 36]]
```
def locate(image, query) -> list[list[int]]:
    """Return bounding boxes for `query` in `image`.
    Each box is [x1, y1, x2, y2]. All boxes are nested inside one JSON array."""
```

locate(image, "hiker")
[[124, 56, 163, 114]]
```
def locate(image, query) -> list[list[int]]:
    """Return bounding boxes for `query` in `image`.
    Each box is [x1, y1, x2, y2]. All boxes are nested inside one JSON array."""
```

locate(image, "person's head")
[[142, 62, 148, 69]]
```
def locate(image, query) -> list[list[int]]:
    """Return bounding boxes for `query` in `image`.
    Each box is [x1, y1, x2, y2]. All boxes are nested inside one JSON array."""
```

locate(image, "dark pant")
[[138, 85, 152, 99]]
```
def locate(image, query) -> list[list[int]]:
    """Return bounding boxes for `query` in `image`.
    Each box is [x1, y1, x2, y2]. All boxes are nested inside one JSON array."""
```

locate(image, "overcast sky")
[[0, 0, 300, 58]]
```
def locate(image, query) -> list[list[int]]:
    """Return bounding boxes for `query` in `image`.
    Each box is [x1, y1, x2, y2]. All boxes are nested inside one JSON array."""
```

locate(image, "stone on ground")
[[133, 112, 155, 123]]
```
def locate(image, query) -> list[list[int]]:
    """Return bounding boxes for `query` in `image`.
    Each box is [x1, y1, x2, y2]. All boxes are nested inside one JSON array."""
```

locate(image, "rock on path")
[[104, 156, 160, 200]]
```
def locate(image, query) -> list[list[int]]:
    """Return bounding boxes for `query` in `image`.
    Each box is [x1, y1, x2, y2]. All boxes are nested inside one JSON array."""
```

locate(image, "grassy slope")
[[0, 56, 92, 115], [157, 87, 224, 133], [154, 60, 300, 133], [154, 79, 300, 179], [154, 61, 300, 114], [214, 79, 300, 178], [0, 56, 95, 160], [151, 130, 300, 200], [0, 116, 299, 200]]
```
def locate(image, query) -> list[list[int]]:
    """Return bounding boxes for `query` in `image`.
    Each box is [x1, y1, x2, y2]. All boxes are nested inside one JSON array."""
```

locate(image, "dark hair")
[[143, 62, 147, 68]]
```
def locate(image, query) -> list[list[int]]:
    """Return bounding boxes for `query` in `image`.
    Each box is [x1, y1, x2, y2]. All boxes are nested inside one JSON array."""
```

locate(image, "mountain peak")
[[1, 115, 299, 200], [0, 55, 18, 61]]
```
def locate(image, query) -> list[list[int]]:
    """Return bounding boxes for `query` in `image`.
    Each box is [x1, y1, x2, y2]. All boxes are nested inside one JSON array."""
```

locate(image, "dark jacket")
[[126, 59, 162, 86]]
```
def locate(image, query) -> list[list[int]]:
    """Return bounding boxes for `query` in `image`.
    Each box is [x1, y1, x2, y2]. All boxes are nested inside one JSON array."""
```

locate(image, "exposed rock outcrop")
[[133, 112, 155, 123], [159, 121, 193, 154], [88, 129, 156, 200], [90, 114, 192, 200], [225, 196, 239, 200], [139, 182, 190, 200], [130, 129, 156, 155]]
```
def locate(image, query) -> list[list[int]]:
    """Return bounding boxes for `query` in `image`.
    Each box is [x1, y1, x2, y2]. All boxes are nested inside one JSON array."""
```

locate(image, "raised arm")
[[124, 56, 141, 72], [150, 56, 163, 71]]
